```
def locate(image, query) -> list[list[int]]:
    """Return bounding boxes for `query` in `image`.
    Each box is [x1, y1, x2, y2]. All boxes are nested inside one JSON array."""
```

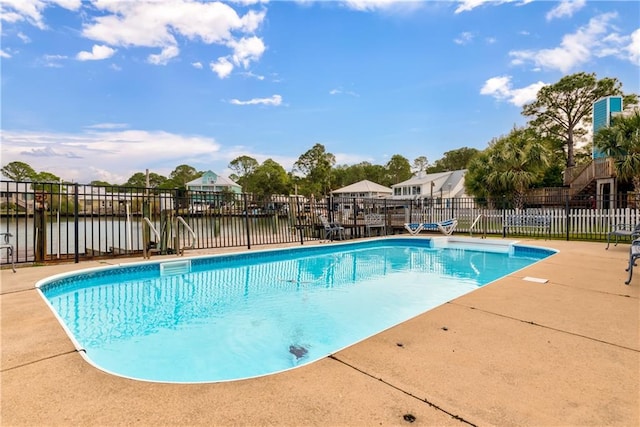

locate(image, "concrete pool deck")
[[1, 238, 638, 426]]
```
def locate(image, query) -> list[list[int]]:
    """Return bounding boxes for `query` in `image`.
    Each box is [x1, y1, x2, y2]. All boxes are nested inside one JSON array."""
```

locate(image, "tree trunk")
[[514, 190, 525, 210], [566, 132, 575, 168]]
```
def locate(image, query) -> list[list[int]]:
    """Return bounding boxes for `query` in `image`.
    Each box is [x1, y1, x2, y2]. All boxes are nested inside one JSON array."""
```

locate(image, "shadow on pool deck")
[[1, 238, 639, 426]]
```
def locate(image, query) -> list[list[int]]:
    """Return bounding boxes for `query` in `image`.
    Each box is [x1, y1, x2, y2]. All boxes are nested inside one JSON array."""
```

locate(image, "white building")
[[391, 170, 467, 200], [331, 180, 393, 199]]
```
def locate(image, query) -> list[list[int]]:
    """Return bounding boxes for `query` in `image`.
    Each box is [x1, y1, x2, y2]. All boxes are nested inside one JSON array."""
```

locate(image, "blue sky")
[[1, 0, 639, 185]]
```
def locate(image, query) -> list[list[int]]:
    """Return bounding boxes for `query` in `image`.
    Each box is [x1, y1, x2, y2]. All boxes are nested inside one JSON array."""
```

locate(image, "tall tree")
[[228, 156, 259, 189], [246, 159, 290, 197], [1, 161, 36, 181], [385, 154, 412, 184], [125, 172, 167, 188], [427, 147, 480, 172], [594, 109, 640, 196], [33, 171, 61, 183], [293, 143, 336, 197], [169, 164, 200, 189], [522, 72, 637, 175], [412, 156, 429, 174]]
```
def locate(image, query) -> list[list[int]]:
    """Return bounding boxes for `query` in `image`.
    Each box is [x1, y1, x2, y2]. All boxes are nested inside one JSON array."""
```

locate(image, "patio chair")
[[624, 238, 640, 285], [318, 214, 345, 241], [1, 232, 16, 273], [606, 223, 640, 249], [364, 213, 386, 237], [404, 218, 457, 236]]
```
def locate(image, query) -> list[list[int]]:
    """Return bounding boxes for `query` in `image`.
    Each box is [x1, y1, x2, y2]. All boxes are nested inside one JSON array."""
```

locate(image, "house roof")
[[392, 170, 467, 198], [331, 180, 393, 194], [186, 171, 241, 188]]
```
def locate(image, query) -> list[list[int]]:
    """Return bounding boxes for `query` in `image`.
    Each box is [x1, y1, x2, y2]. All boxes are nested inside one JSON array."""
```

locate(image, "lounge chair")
[[606, 223, 640, 249], [318, 214, 345, 241], [624, 238, 640, 285], [404, 218, 457, 236], [1, 232, 16, 273]]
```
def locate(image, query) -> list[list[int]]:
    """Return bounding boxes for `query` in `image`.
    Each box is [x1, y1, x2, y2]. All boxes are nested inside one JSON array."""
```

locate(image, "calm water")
[[1, 216, 292, 261], [38, 238, 555, 383]]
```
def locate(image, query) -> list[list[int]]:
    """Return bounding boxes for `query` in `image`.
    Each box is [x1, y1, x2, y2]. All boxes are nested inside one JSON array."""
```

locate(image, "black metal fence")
[[1, 180, 638, 267]]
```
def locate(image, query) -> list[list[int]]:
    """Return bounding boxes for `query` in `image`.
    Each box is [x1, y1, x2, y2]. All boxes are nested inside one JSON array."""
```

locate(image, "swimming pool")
[[37, 237, 556, 383]]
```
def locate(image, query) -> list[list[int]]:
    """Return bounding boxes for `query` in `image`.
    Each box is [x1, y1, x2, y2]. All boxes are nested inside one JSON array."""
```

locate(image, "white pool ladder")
[[469, 213, 486, 238], [142, 217, 161, 259], [176, 216, 197, 255]]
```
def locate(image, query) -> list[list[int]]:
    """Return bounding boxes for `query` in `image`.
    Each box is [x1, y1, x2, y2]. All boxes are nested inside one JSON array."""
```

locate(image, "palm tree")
[[594, 110, 640, 200], [485, 127, 550, 209]]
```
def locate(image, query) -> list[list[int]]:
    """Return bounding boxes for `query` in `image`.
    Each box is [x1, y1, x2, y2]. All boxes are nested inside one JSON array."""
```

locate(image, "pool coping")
[[1, 237, 639, 426]]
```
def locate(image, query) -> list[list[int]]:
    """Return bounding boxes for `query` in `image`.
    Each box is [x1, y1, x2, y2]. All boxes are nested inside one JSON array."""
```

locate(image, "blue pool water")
[[37, 237, 555, 383]]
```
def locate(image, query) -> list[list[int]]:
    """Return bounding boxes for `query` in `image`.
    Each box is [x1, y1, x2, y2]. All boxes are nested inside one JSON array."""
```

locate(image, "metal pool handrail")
[[469, 213, 486, 238], [142, 217, 161, 243], [176, 216, 197, 251]]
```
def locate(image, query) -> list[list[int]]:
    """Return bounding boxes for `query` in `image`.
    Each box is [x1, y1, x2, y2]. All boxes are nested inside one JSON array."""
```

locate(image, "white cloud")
[[227, 0, 269, 5], [17, 32, 31, 43], [210, 57, 234, 79], [205, 36, 266, 79], [0, 49, 11, 58], [509, 12, 636, 73], [0, 0, 81, 29], [230, 94, 283, 106], [0, 128, 223, 184], [546, 0, 586, 21], [454, 0, 533, 14], [42, 54, 67, 67], [480, 76, 512, 99], [342, 0, 423, 13], [627, 29, 640, 65], [239, 9, 267, 33], [76, 44, 116, 61], [329, 88, 359, 97], [192, 61, 203, 69], [147, 45, 180, 65], [480, 75, 546, 107], [79, 1, 266, 66], [241, 71, 265, 80], [455, 0, 502, 14], [509, 82, 546, 107], [228, 36, 266, 68], [454, 32, 474, 45]]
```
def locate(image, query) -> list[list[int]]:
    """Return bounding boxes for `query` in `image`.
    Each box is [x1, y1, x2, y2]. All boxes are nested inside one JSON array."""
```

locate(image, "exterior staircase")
[[567, 157, 616, 198], [526, 157, 616, 206]]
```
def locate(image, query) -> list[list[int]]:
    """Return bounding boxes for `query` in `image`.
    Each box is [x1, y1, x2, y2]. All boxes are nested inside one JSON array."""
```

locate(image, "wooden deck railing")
[[569, 158, 616, 196]]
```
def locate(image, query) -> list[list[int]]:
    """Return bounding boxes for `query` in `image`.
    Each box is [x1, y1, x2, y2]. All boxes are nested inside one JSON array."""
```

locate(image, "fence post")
[[501, 196, 507, 238], [34, 190, 46, 262], [74, 184, 79, 263], [243, 193, 251, 250], [565, 194, 570, 241], [295, 197, 304, 245]]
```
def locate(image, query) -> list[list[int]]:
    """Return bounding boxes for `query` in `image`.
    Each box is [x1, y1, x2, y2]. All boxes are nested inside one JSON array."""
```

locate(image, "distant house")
[[186, 171, 242, 194], [0, 181, 35, 212], [186, 171, 242, 210], [391, 170, 467, 200], [331, 180, 393, 199]]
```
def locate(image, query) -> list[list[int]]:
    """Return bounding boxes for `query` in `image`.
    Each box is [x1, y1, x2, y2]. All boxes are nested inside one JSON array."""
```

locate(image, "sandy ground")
[[1, 237, 639, 426]]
